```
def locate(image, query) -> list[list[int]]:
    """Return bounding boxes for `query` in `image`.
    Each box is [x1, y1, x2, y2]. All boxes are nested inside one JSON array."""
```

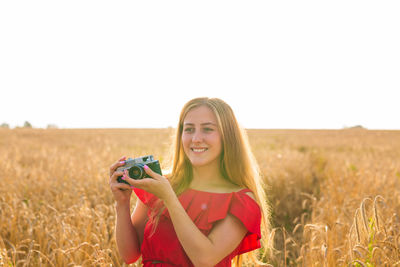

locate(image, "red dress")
[[133, 187, 262, 267]]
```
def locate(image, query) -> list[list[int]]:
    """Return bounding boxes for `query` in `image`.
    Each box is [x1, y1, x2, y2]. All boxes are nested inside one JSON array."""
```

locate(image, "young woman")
[[109, 97, 270, 266]]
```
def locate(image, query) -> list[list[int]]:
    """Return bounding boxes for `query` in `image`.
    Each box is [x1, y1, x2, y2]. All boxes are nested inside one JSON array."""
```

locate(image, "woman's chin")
[[190, 161, 207, 168], [189, 158, 219, 169]]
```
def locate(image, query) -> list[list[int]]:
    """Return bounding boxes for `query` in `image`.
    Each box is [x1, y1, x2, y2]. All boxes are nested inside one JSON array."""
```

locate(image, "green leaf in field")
[[349, 164, 358, 172]]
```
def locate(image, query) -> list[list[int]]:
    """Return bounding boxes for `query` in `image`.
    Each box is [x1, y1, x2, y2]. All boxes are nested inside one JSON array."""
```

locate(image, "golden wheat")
[[1, 128, 400, 266]]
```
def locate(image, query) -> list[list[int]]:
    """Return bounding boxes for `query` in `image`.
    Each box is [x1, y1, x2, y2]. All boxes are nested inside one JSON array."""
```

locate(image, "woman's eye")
[[203, 128, 213, 132], [184, 128, 194, 133]]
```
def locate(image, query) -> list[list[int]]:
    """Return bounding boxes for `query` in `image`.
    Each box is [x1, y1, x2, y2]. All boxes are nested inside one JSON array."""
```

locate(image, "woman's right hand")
[[109, 156, 133, 205]]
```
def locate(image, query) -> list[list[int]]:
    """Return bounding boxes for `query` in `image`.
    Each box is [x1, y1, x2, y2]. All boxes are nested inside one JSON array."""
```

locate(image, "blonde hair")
[[153, 97, 271, 264]]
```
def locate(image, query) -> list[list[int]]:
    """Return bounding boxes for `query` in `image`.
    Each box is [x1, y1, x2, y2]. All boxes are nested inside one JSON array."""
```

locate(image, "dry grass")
[[0, 128, 399, 266]]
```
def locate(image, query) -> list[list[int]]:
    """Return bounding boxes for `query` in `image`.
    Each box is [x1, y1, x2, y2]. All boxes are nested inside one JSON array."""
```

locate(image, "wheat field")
[[0, 128, 399, 266]]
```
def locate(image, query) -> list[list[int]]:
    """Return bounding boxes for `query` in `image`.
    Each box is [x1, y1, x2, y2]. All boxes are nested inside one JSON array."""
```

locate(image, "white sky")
[[0, 1, 399, 129]]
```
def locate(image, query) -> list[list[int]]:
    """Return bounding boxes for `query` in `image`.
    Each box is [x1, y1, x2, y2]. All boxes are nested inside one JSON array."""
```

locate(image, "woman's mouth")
[[191, 148, 208, 153]]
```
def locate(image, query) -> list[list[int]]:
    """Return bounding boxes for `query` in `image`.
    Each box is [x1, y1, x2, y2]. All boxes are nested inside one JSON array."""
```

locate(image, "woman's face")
[[182, 105, 222, 168]]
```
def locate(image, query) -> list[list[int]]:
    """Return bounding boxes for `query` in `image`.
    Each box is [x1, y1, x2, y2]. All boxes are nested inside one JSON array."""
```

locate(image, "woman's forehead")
[[183, 106, 217, 124]]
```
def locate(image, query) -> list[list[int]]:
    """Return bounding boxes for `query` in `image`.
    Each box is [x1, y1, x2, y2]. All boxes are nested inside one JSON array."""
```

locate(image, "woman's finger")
[[109, 156, 127, 176], [122, 169, 155, 189], [143, 165, 162, 180], [110, 180, 133, 191], [121, 169, 137, 186], [110, 170, 125, 183]]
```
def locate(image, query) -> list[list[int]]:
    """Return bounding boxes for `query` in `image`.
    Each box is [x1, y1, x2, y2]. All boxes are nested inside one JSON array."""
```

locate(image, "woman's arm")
[[115, 199, 148, 264], [109, 157, 148, 264], [123, 167, 248, 266]]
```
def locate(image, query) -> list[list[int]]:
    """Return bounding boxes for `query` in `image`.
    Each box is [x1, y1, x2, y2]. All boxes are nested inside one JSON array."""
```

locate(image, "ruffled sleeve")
[[214, 189, 262, 254], [177, 188, 262, 255]]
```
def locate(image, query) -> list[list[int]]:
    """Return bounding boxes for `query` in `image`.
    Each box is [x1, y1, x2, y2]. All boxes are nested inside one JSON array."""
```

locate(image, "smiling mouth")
[[191, 148, 208, 153]]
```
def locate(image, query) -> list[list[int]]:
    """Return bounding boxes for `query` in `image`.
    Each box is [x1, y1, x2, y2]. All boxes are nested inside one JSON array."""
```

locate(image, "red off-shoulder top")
[[133, 187, 262, 267]]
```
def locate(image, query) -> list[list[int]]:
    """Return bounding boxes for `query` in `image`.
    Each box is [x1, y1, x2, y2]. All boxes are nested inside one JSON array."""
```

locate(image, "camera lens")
[[130, 166, 144, 179]]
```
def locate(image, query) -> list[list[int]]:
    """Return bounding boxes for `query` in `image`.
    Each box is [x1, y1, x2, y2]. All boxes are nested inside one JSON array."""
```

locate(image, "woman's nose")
[[192, 131, 203, 142]]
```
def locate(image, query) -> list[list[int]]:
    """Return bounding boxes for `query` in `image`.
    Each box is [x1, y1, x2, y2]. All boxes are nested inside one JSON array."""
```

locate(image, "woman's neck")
[[190, 162, 227, 190]]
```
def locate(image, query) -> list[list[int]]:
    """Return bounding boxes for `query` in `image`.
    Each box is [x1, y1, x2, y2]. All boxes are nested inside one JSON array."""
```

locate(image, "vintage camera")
[[116, 155, 162, 184]]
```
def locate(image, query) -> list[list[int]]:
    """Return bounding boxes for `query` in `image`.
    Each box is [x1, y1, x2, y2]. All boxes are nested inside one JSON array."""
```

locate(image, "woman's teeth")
[[192, 148, 207, 152]]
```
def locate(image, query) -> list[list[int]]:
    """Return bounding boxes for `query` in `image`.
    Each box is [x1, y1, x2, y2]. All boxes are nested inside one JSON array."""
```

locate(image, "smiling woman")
[[108, 97, 271, 266], [182, 106, 222, 171]]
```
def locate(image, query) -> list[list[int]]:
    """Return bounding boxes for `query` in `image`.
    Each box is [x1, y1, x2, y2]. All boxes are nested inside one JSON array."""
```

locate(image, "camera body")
[[116, 155, 162, 184]]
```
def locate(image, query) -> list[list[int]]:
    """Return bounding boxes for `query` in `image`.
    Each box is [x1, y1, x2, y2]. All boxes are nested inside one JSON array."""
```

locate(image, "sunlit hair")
[[152, 97, 271, 264]]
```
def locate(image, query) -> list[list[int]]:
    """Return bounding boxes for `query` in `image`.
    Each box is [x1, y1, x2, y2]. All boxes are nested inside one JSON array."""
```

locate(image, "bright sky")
[[1, 1, 399, 129]]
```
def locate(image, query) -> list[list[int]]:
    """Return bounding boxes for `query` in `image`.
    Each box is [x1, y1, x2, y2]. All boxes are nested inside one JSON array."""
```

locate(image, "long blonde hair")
[[154, 97, 271, 264]]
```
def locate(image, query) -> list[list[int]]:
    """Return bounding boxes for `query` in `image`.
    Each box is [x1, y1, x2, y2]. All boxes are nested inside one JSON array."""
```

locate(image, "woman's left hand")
[[121, 165, 175, 202]]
